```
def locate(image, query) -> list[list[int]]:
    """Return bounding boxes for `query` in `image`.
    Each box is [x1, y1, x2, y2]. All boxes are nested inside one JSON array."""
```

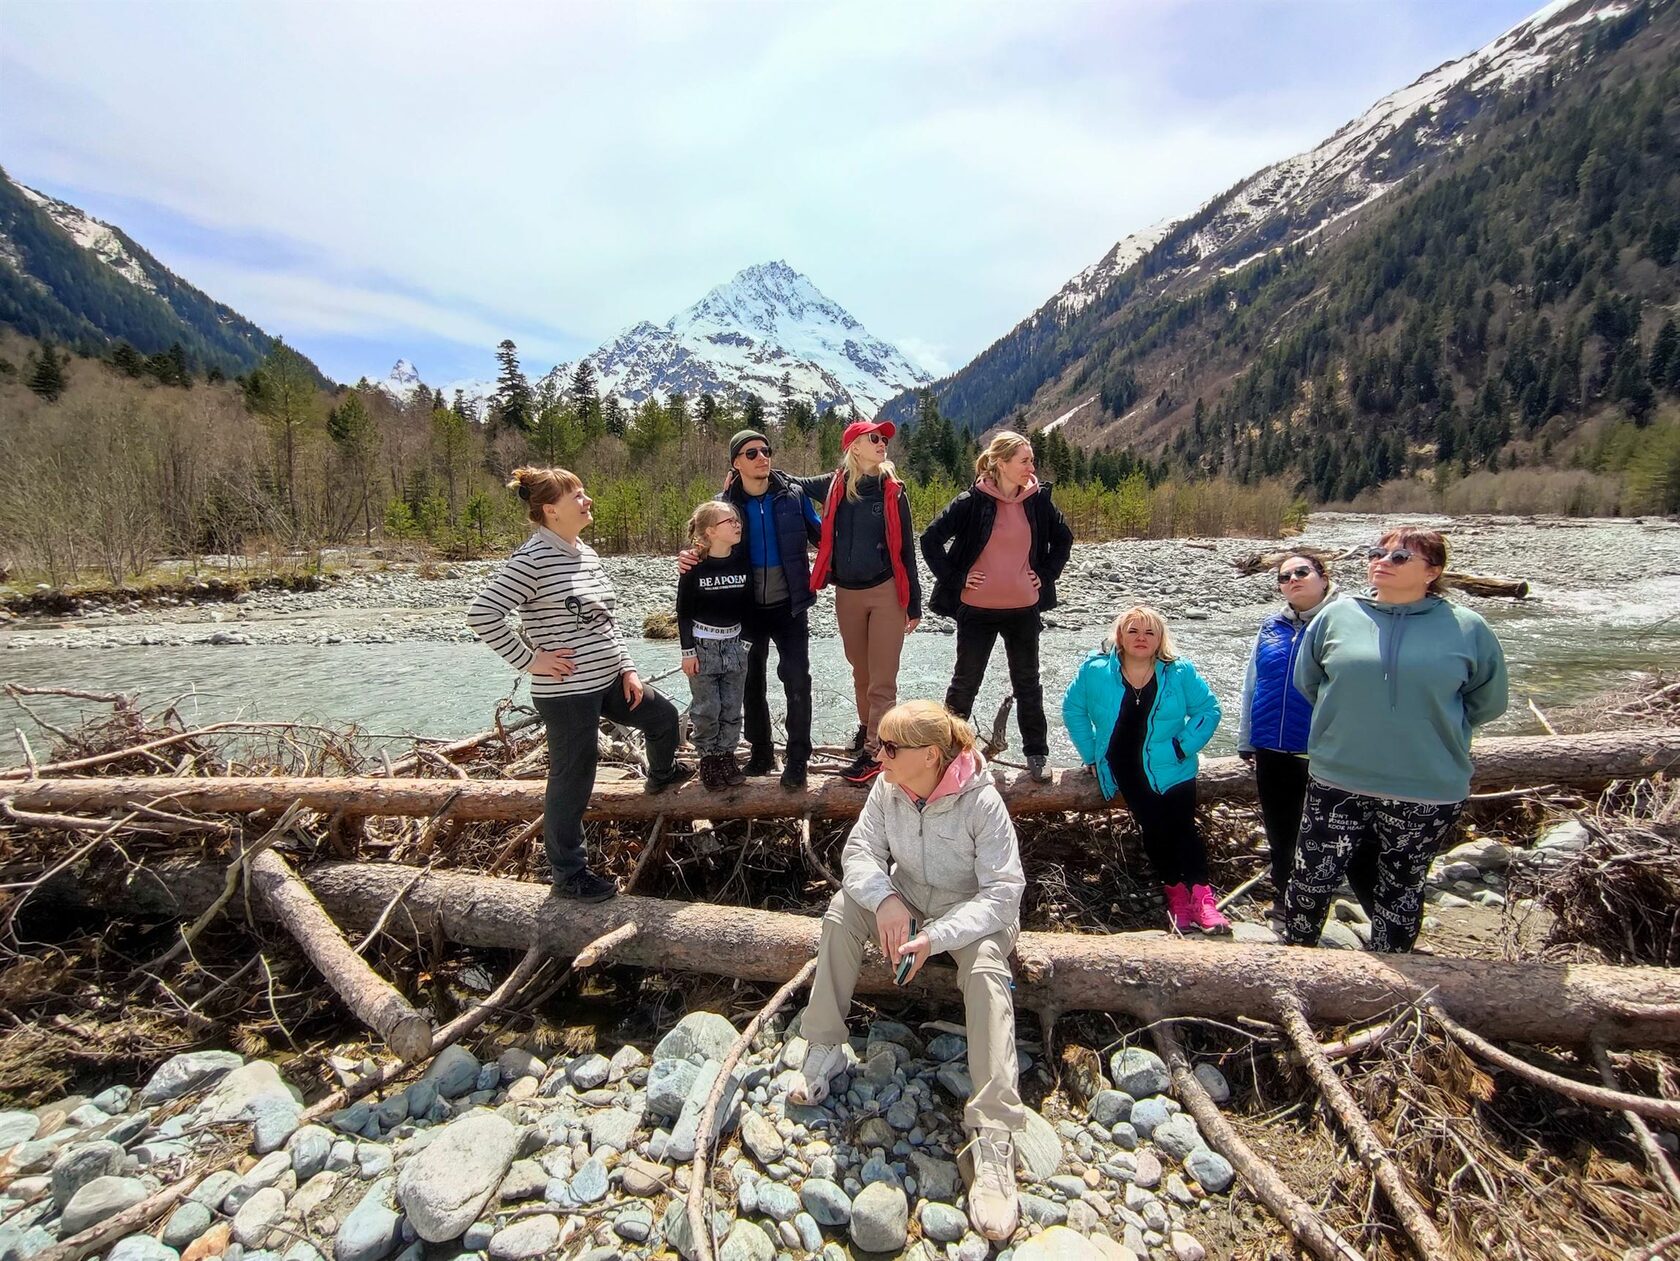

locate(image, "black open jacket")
[[919, 481, 1074, 619]]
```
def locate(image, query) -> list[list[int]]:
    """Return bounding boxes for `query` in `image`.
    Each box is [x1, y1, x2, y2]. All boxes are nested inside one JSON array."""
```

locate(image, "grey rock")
[[925, 1034, 967, 1062], [356, 1144, 393, 1180], [60, 1175, 149, 1236], [1191, 1064, 1230, 1104], [908, 1151, 959, 1201], [420, 1046, 479, 1100], [919, 1201, 967, 1243], [866, 1020, 922, 1054], [325, 1141, 356, 1174], [189, 1169, 242, 1209], [105, 1238, 180, 1261], [496, 1048, 546, 1084], [794, 1212, 822, 1253], [140, 1051, 244, 1104], [498, 1159, 547, 1202], [90, 1086, 133, 1115], [858, 1154, 900, 1188], [50, 1139, 126, 1208], [1088, 1089, 1134, 1127], [330, 1103, 373, 1136], [666, 1061, 743, 1163], [653, 1011, 739, 1064], [395, 1111, 517, 1242], [584, 1106, 640, 1154], [233, 1186, 287, 1247], [799, 1178, 852, 1226], [646, 1059, 702, 1120], [934, 1063, 972, 1100], [403, 1083, 436, 1120], [1016, 1108, 1062, 1182], [487, 1215, 559, 1261], [1109, 1049, 1169, 1098], [566, 1055, 612, 1090], [161, 1201, 215, 1250], [756, 1181, 801, 1221], [613, 1204, 653, 1243], [0, 1112, 40, 1150], [847, 1182, 908, 1253], [1152, 1114, 1204, 1161], [1110, 1121, 1139, 1149], [569, 1157, 608, 1204], [1129, 1096, 1172, 1138], [250, 1097, 304, 1155], [224, 1152, 293, 1214], [334, 1177, 401, 1261], [1318, 919, 1364, 949], [718, 1219, 775, 1261], [1018, 1192, 1066, 1226], [1132, 1150, 1163, 1189], [739, 1109, 784, 1165], [286, 1126, 335, 1182], [1185, 1148, 1234, 1194], [661, 1201, 731, 1261], [372, 1095, 409, 1131]]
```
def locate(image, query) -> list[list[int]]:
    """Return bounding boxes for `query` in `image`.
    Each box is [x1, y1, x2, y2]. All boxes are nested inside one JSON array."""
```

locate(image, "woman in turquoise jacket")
[[1063, 605, 1228, 933]]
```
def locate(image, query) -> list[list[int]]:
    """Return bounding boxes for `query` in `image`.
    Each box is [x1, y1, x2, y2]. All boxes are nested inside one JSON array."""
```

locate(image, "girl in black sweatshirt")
[[677, 502, 753, 790]]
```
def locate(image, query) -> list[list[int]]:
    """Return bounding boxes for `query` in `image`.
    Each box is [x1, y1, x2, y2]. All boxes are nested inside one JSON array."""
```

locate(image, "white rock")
[[395, 1111, 517, 1242]]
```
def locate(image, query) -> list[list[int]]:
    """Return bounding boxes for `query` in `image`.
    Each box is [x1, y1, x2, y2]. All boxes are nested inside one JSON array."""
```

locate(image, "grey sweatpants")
[[687, 636, 748, 755]]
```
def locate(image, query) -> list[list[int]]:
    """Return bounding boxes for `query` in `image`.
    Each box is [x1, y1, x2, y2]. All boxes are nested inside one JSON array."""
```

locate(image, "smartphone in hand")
[[894, 918, 919, 986]]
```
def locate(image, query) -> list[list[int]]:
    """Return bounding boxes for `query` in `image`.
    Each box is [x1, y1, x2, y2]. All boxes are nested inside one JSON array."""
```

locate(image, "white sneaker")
[[789, 1043, 847, 1106], [961, 1127, 1020, 1241]]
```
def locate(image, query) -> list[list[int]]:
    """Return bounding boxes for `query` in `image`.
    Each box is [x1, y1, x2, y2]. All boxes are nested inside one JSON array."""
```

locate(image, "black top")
[[829, 474, 924, 620], [1106, 673, 1157, 787], [675, 552, 751, 652]]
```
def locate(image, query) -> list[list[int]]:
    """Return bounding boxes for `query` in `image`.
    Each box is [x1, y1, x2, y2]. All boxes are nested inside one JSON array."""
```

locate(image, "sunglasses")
[[740, 447, 773, 461], [861, 433, 887, 445], [878, 740, 928, 759], [1277, 565, 1316, 583], [1366, 547, 1416, 565]]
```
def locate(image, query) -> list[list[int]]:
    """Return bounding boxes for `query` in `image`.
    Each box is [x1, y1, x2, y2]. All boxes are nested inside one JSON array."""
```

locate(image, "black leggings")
[[1254, 749, 1377, 915], [1116, 774, 1209, 886]]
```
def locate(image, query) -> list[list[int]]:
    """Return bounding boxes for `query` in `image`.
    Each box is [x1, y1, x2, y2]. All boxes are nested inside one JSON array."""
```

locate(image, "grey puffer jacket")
[[841, 751, 1025, 954]]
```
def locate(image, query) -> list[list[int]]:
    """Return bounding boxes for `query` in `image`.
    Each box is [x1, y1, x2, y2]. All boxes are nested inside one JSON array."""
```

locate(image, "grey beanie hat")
[[729, 429, 769, 462]]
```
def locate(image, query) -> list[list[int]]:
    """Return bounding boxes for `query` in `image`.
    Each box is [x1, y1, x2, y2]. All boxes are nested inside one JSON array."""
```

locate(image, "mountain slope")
[[0, 169, 312, 380], [882, 0, 1671, 454]]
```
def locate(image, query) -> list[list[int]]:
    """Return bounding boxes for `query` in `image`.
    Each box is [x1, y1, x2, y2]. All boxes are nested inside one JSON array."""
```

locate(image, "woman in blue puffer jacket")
[[1063, 605, 1227, 933], [1236, 553, 1374, 928]]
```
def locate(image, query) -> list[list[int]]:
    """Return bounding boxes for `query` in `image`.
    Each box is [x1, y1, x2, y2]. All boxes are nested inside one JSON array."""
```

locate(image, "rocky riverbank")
[[0, 1005, 1259, 1261]]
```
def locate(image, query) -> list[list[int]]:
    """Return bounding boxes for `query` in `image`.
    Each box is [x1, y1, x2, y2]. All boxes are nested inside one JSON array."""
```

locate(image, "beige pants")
[[835, 581, 907, 749], [799, 888, 1024, 1133]]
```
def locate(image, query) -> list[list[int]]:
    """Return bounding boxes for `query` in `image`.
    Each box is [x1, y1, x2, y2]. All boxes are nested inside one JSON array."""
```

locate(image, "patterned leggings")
[[1283, 780, 1465, 953]]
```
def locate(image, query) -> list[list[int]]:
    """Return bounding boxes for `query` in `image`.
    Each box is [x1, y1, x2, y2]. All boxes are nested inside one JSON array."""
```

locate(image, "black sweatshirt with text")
[[675, 552, 752, 657]]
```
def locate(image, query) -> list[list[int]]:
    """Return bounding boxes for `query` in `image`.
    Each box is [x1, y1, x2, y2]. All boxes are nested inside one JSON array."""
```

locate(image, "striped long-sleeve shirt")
[[466, 527, 634, 698]]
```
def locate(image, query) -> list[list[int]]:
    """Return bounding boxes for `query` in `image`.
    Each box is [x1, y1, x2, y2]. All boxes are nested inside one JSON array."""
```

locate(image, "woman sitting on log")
[[790, 699, 1025, 1241], [1284, 527, 1509, 952], [1236, 553, 1376, 931], [467, 467, 692, 904], [1062, 604, 1229, 933]]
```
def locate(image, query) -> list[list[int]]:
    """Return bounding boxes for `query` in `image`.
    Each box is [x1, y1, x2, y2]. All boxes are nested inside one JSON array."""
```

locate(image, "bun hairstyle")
[[686, 501, 740, 551], [1376, 527, 1451, 595], [975, 431, 1033, 483], [877, 700, 977, 768], [1106, 603, 1179, 662], [508, 466, 582, 524]]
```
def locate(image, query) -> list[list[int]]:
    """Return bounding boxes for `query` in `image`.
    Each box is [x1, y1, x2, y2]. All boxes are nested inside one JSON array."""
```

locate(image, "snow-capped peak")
[[13, 178, 158, 295]]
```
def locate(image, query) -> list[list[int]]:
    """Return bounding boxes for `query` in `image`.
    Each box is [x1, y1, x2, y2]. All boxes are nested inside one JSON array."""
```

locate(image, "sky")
[[2, 0, 1549, 388]]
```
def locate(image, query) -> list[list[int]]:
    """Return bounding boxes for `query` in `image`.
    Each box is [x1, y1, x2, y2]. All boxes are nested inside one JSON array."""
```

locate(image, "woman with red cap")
[[809, 420, 923, 784]]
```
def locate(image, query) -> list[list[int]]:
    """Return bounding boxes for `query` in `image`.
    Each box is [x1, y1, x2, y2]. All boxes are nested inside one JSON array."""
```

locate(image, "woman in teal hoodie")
[[1063, 605, 1227, 933], [1284, 527, 1508, 953]]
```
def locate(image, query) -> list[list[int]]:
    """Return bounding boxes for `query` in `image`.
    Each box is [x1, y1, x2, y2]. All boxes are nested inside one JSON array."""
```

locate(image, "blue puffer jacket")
[[1237, 614, 1313, 754], [1062, 651, 1222, 799], [719, 470, 823, 615]]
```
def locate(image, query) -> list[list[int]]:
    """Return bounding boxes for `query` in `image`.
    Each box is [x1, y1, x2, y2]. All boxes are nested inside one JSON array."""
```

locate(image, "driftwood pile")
[[2, 679, 1678, 1259]]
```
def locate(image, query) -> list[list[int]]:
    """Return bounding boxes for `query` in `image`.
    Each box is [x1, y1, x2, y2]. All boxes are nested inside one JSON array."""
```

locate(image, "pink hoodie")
[[962, 475, 1040, 610], [899, 748, 981, 808]]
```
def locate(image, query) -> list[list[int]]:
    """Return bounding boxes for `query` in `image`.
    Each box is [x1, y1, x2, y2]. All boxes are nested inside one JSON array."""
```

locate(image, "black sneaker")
[[556, 868, 618, 902], [780, 759, 808, 791], [840, 751, 881, 785], [848, 724, 868, 754], [644, 761, 696, 795], [743, 748, 778, 777]]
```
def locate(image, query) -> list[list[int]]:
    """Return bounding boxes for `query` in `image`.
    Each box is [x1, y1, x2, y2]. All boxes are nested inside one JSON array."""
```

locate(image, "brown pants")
[[800, 888, 1024, 1134], [835, 580, 907, 750]]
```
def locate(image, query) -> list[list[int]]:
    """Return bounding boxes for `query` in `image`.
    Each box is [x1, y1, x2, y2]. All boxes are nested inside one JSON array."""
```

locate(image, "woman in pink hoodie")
[[920, 432, 1074, 782]]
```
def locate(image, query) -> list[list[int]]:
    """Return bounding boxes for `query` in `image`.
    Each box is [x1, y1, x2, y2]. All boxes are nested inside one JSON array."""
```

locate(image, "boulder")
[[653, 1012, 739, 1064], [395, 1111, 517, 1242], [847, 1183, 908, 1253], [60, 1175, 149, 1236], [140, 1051, 244, 1105], [1109, 1048, 1169, 1098]]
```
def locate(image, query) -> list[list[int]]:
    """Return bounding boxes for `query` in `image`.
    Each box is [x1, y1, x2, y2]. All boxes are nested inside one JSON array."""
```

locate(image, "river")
[[4, 514, 1677, 767]]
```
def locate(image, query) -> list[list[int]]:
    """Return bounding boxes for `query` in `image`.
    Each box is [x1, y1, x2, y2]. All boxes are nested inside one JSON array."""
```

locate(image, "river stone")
[[1089, 1089, 1134, 1127], [141, 1051, 244, 1104], [718, 1219, 774, 1261], [395, 1111, 517, 1242], [250, 1097, 305, 1155], [486, 1215, 558, 1261], [162, 1201, 215, 1250], [918, 1201, 967, 1243], [286, 1126, 335, 1182], [190, 1169, 242, 1209], [909, 1152, 959, 1201], [1015, 1226, 1113, 1260], [614, 1204, 653, 1242], [1017, 1108, 1062, 1181], [50, 1139, 127, 1207], [0, 1112, 41, 1149], [233, 1186, 287, 1247], [617, 1156, 668, 1197], [1130, 1096, 1173, 1138], [661, 1201, 731, 1261], [1132, 1149, 1163, 1188], [496, 1049, 545, 1084], [847, 1183, 907, 1253], [1109, 1049, 1169, 1098], [647, 1059, 702, 1119], [738, 1109, 784, 1165], [201, 1062, 301, 1126], [756, 1181, 801, 1221], [569, 1157, 608, 1204], [934, 1063, 973, 1100], [566, 1055, 612, 1090], [666, 1061, 743, 1162], [1185, 1148, 1235, 1194], [925, 1033, 967, 1062], [420, 1047, 479, 1100], [106, 1238, 180, 1261], [496, 1159, 546, 1203], [1019, 1191, 1066, 1226], [1153, 1114, 1204, 1161], [585, 1105, 640, 1154], [1191, 1064, 1230, 1104], [225, 1152, 293, 1214], [653, 1012, 739, 1064], [799, 1178, 852, 1226], [334, 1177, 400, 1261], [61, 1175, 149, 1235]]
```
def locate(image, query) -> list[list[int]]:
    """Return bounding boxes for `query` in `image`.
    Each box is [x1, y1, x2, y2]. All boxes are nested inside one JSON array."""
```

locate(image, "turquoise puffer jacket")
[[1062, 651, 1222, 799]]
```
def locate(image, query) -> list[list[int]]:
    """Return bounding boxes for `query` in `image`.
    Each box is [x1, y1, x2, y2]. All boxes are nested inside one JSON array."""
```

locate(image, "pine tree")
[[742, 394, 766, 430], [109, 342, 145, 378], [569, 361, 600, 435], [250, 340, 320, 528], [166, 342, 191, 388], [27, 342, 66, 402], [601, 395, 625, 439], [491, 339, 533, 431], [1649, 318, 1679, 393], [327, 391, 380, 543]]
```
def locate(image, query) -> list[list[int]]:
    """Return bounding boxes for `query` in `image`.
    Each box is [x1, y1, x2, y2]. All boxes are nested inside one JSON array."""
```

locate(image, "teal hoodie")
[[1293, 592, 1509, 803]]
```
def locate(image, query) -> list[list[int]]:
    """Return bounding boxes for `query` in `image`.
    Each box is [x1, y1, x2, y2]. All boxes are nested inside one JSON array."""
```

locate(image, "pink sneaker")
[[1163, 883, 1196, 932], [1189, 884, 1232, 935]]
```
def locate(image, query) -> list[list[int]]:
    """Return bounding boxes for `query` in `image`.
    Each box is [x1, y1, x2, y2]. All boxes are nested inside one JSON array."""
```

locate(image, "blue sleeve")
[[1177, 662, 1222, 756], [1062, 665, 1099, 767], [1236, 632, 1261, 752]]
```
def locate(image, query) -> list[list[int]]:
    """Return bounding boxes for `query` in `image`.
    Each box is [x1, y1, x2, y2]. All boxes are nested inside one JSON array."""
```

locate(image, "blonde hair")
[[878, 700, 977, 767], [508, 466, 583, 525], [842, 442, 898, 502], [687, 501, 739, 551], [1107, 604, 1178, 662], [975, 431, 1032, 483]]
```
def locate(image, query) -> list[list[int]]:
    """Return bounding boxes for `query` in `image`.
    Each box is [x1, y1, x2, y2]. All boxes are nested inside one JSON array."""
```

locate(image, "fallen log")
[[1232, 548, 1529, 598], [9, 730, 1675, 823], [246, 848, 433, 1062], [57, 859, 1680, 1049]]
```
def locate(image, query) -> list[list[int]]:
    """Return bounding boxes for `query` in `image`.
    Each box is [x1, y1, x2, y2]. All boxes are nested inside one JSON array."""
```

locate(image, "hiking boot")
[[1026, 754, 1052, 783], [555, 868, 617, 903], [840, 751, 881, 785], [698, 755, 731, 792], [644, 761, 695, 795], [1163, 883, 1197, 933], [961, 1128, 1020, 1241], [789, 1042, 848, 1106], [780, 759, 808, 791], [1189, 884, 1232, 934], [723, 754, 746, 786], [848, 724, 868, 754], [743, 747, 778, 777]]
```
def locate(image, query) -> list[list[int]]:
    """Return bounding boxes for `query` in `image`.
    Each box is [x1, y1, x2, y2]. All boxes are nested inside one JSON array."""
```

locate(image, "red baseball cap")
[[842, 419, 896, 450]]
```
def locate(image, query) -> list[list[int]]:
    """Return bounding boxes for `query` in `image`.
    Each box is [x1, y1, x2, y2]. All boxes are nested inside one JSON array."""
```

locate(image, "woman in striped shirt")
[[468, 466, 693, 902]]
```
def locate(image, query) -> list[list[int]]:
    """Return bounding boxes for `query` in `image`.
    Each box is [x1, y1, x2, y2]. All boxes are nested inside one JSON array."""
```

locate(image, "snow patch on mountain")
[[14, 182, 158, 294]]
